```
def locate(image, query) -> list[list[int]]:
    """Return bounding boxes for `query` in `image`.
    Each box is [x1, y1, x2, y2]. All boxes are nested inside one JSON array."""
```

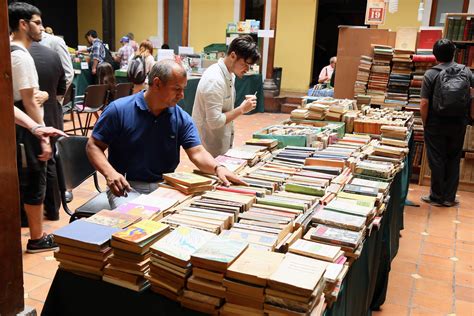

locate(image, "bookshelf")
[[443, 13, 474, 69]]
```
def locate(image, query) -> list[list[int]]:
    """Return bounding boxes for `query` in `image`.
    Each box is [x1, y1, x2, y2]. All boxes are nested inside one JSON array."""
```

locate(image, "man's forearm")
[[92, 59, 99, 73], [86, 139, 117, 179], [186, 145, 219, 174], [224, 107, 243, 124], [14, 106, 41, 130]]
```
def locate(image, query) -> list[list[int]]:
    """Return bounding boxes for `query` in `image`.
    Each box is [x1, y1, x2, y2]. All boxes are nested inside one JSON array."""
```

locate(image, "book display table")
[[42, 153, 410, 315]]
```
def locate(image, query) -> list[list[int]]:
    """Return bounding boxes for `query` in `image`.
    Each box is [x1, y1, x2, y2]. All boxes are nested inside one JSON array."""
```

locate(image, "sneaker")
[[420, 195, 444, 207], [26, 233, 59, 253], [443, 199, 460, 207]]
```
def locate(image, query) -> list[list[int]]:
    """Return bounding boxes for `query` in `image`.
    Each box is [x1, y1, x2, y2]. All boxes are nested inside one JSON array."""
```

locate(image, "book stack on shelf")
[[264, 253, 328, 315], [384, 49, 413, 109], [185, 236, 248, 314], [367, 45, 394, 106], [104, 220, 170, 292], [353, 55, 373, 99], [53, 220, 121, 279], [147, 226, 215, 301], [221, 247, 285, 314]]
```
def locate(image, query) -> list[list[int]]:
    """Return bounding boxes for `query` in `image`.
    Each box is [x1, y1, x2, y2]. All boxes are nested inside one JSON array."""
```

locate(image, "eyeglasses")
[[24, 19, 43, 26]]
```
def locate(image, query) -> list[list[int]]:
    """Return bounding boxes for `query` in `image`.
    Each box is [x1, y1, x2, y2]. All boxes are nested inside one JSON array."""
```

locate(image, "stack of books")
[[354, 55, 372, 97], [215, 155, 247, 174], [288, 239, 345, 263], [104, 220, 170, 291], [221, 247, 285, 313], [184, 236, 248, 314], [147, 226, 214, 301], [272, 146, 317, 166], [325, 103, 350, 122], [85, 209, 141, 229], [385, 49, 413, 108], [224, 144, 271, 167], [372, 143, 409, 159], [367, 45, 393, 106], [290, 109, 309, 120], [161, 196, 236, 234], [163, 172, 215, 195], [246, 138, 279, 151], [305, 224, 364, 258], [53, 220, 120, 279], [307, 103, 329, 120], [265, 253, 328, 315], [354, 159, 396, 179], [380, 125, 409, 148]]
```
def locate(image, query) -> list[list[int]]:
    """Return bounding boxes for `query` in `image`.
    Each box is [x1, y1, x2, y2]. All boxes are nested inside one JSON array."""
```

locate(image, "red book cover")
[[463, 18, 471, 41], [468, 46, 474, 68], [417, 29, 443, 49], [412, 55, 436, 62]]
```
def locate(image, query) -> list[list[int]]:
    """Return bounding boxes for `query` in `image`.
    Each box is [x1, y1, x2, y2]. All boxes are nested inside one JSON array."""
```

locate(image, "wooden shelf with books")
[[443, 13, 474, 69]]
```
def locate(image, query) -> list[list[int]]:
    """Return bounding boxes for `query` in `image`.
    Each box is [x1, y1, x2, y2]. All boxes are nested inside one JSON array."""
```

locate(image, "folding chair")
[[114, 82, 134, 100], [73, 84, 109, 136], [55, 136, 111, 222]]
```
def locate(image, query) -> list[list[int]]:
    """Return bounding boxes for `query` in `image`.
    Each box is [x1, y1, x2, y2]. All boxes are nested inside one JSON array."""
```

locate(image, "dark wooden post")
[[102, 0, 115, 51], [0, 1, 25, 314], [182, 0, 189, 46]]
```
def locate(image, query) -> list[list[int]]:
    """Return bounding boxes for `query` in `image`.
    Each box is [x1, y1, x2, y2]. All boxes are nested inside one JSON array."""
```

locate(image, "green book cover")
[[284, 183, 325, 197]]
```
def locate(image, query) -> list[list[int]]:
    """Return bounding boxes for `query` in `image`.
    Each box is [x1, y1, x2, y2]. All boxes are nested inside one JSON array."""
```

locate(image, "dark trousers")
[[44, 154, 61, 217], [424, 124, 466, 203]]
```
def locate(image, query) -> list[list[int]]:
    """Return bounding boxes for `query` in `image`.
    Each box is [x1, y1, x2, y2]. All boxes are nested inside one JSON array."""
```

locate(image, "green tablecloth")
[[178, 74, 265, 115], [72, 69, 93, 97]]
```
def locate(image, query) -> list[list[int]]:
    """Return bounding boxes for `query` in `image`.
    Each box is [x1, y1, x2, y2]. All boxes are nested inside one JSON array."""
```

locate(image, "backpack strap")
[[10, 44, 26, 53]]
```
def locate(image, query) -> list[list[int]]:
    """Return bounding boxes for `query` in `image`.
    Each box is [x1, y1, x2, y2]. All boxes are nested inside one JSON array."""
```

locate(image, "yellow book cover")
[[112, 220, 169, 245], [163, 172, 213, 187]]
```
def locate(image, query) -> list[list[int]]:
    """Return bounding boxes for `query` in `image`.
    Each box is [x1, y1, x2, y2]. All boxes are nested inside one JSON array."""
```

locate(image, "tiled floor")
[[20, 112, 473, 315]]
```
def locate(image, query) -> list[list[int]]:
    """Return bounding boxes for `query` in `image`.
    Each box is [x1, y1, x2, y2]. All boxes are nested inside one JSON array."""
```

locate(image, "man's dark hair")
[[85, 29, 98, 39], [433, 39, 456, 63], [8, 2, 41, 32], [227, 35, 261, 64]]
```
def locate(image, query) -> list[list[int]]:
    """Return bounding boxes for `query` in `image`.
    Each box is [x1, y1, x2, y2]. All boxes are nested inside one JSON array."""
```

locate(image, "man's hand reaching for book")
[[106, 171, 132, 197], [215, 166, 247, 187]]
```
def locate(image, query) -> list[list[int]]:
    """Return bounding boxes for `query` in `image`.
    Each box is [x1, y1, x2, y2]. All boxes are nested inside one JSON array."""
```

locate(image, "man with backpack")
[[420, 39, 474, 207], [84, 29, 120, 77]]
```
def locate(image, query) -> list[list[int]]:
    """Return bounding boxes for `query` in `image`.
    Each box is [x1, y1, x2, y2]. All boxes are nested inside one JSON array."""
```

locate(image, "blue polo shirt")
[[92, 91, 201, 182]]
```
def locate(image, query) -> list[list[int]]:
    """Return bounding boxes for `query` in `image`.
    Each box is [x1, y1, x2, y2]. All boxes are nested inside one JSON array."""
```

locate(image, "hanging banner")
[[365, 0, 387, 25]]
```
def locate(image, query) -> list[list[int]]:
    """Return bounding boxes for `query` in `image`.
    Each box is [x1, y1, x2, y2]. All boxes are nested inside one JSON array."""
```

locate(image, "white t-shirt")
[[11, 41, 39, 102]]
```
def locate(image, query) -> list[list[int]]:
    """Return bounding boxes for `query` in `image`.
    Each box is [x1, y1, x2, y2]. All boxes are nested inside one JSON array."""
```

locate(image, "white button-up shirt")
[[192, 58, 235, 157]]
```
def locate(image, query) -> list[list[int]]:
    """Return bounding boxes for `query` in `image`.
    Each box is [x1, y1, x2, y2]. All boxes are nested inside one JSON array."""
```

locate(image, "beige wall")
[[115, 0, 158, 50], [381, 0, 422, 31], [274, 0, 318, 93], [189, 0, 234, 53], [77, 0, 102, 46]]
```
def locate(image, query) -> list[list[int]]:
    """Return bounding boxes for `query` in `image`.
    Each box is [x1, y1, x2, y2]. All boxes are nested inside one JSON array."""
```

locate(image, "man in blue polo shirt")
[[87, 60, 245, 208]]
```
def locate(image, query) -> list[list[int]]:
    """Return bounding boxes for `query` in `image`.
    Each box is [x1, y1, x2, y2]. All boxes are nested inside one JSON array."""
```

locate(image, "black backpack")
[[432, 63, 471, 117], [127, 55, 147, 84], [102, 44, 120, 70]]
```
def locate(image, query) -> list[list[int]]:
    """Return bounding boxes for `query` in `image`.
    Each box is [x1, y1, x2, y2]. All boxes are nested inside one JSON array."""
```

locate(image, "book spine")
[[458, 18, 466, 41], [446, 17, 455, 41], [463, 18, 471, 41]]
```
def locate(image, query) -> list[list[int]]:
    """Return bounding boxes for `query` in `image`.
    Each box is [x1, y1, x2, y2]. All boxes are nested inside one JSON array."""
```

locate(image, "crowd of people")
[[8, 2, 474, 256]]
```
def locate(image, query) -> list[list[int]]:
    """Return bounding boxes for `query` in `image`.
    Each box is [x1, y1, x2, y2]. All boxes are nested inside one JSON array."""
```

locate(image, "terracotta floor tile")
[[411, 291, 454, 314], [457, 241, 474, 253], [456, 285, 474, 303], [456, 271, 474, 288], [409, 306, 446, 316], [457, 215, 474, 225], [417, 265, 454, 283], [424, 235, 455, 247], [387, 271, 415, 290], [390, 259, 417, 275], [421, 241, 454, 258], [455, 299, 474, 316], [24, 298, 44, 315], [22, 253, 47, 271], [457, 230, 474, 243], [419, 254, 454, 268], [414, 278, 454, 298], [385, 285, 412, 306], [27, 280, 53, 303], [372, 303, 408, 316], [22, 273, 50, 293], [27, 258, 59, 280], [458, 208, 474, 218]]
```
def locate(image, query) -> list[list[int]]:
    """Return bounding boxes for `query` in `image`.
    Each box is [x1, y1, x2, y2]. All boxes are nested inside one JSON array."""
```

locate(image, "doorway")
[[311, 0, 367, 86]]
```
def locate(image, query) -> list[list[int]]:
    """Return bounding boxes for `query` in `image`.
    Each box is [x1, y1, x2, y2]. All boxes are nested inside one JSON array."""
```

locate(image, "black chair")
[[55, 136, 111, 222], [73, 84, 109, 136], [114, 82, 134, 100], [62, 84, 80, 135]]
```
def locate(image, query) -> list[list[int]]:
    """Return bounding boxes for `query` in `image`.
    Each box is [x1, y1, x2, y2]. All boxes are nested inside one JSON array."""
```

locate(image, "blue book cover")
[[53, 220, 122, 250]]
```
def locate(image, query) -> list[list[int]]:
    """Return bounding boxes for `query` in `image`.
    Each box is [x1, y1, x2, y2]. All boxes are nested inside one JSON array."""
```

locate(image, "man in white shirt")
[[192, 35, 261, 157], [9, 2, 58, 253], [318, 56, 337, 84]]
